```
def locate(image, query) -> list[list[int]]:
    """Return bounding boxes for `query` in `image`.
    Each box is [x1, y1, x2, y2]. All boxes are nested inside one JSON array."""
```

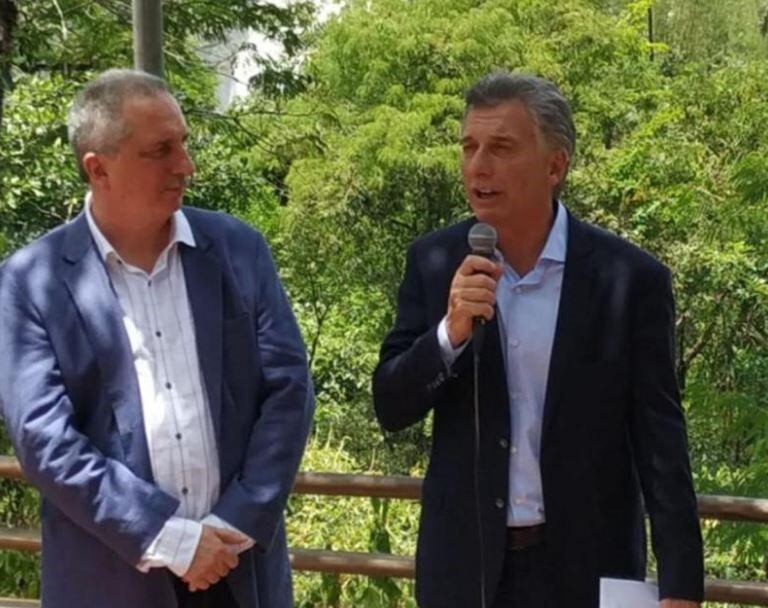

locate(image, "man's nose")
[[467, 146, 492, 177], [176, 145, 195, 177]]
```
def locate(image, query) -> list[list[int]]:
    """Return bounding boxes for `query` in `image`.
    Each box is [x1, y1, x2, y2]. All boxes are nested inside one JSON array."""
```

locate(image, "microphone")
[[466, 222, 497, 608], [468, 222, 497, 258], [467, 222, 498, 351]]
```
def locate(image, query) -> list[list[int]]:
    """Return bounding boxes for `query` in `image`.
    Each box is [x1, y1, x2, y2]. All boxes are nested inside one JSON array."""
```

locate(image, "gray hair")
[[464, 72, 576, 195], [67, 69, 171, 181]]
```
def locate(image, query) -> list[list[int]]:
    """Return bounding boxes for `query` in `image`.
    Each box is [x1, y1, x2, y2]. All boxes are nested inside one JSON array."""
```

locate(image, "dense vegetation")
[[0, 0, 766, 605]]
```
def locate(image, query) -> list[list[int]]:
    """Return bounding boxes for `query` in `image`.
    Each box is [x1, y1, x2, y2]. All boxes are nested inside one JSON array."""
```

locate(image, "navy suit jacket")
[[373, 210, 703, 607], [0, 207, 314, 608]]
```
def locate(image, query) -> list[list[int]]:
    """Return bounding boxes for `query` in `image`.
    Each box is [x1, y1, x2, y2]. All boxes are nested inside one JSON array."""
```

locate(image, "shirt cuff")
[[437, 317, 468, 368], [136, 516, 203, 577], [202, 513, 255, 554]]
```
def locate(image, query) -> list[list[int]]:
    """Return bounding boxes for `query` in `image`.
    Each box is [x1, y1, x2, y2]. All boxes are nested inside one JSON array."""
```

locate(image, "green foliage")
[[1, 0, 768, 605], [288, 437, 418, 607], [0, 429, 39, 599], [651, 0, 768, 67], [0, 73, 81, 252]]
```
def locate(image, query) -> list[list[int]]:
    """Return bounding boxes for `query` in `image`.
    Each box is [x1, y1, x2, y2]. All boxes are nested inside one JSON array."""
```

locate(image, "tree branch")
[[91, 0, 130, 23], [0, 0, 18, 133], [682, 292, 728, 371], [50, 0, 68, 40]]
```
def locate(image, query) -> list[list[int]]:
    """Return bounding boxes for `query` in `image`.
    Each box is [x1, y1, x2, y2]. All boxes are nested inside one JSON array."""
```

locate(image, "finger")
[[183, 569, 201, 584], [224, 550, 239, 570], [456, 302, 494, 321], [216, 561, 230, 578], [194, 580, 210, 591], [454, 271, 499, 291], [204, 572, 221, 586], [458, 255, 501, 277], [451, 287, 496, 306], [212, 528, 248, 544]]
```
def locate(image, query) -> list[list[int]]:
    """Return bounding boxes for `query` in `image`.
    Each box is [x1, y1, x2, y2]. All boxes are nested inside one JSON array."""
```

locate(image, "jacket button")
[[499, 438, 509, 449], [495, 498, 505, 509]]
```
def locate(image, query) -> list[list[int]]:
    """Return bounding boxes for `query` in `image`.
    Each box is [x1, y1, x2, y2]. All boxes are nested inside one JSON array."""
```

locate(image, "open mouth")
[[473, 187, 501, 200]]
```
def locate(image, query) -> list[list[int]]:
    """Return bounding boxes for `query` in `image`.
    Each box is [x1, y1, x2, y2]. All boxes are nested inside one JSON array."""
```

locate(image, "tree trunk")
[[0, 0, 18, 133]]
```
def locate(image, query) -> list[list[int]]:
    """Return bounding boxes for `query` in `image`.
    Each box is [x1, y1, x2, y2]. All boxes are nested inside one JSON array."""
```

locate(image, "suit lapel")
[[60, 214, 153, 481], [180, 220, 224, 447], [541, 213, 596, 438]]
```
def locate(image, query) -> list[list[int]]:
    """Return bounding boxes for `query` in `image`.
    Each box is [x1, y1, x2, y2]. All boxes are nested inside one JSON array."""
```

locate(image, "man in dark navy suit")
[[373, 72, 703, 608]]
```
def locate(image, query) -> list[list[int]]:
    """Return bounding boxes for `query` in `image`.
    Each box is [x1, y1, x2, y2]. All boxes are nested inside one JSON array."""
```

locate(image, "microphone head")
[[468, 222, 497, 257]]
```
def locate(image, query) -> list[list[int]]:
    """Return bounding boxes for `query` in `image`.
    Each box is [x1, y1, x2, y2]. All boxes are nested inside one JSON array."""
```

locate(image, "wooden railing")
[[1, 456, 768, 605]]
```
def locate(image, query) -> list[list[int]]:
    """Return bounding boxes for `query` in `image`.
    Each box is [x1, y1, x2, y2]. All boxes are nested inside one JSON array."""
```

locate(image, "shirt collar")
[[84, 191, 196, 264], [539, 199, 568, 264]]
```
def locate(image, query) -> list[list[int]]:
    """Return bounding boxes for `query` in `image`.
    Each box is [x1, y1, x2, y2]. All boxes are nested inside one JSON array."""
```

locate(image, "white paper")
[[599, 578, 659, 608]]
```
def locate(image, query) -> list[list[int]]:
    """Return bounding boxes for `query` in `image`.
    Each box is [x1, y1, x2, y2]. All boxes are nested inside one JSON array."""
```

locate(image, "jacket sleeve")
[[210, 233, 314, 550], [627, 263, 704, 602], [0, 269, 179, 566], [373, 241, 462, 432]]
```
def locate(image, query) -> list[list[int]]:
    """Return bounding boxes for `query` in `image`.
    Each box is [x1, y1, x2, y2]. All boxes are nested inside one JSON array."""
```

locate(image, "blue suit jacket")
[[0, 207, 314, 608]]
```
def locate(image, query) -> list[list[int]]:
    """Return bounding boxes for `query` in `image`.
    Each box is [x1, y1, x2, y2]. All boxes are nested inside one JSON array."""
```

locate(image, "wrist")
[[445, 318, 467, 349]]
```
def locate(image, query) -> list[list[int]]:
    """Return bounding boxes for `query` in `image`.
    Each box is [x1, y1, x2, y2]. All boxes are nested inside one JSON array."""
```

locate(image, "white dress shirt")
[[438, 201, 568, 526], [84, 195, 253, 576]]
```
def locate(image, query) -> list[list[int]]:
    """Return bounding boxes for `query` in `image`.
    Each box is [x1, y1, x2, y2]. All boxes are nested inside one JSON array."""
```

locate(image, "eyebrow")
[[461, 134, 518, 144], [145, 131, 189, 149]]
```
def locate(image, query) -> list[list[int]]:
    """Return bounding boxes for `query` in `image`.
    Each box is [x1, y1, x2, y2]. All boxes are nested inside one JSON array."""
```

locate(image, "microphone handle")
[[472, 316, 486, 354], [470, 248, 494, 354]]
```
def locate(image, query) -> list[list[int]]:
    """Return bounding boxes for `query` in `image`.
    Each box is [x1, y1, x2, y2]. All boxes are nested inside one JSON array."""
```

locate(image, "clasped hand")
[[182, 525, 246, 592]]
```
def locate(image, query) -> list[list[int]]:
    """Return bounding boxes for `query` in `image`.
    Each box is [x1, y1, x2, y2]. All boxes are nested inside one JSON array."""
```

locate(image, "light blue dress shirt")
[[438, 201, 568, 526]]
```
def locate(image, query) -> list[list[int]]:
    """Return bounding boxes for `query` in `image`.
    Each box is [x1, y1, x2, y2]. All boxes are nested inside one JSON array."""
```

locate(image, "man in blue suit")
[[373, 73, 703, 607], [0, 69, 314, 607]]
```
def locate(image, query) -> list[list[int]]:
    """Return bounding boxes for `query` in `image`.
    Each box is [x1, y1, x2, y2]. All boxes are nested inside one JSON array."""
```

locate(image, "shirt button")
[[514, 286, 522, 294], [499, 438, 509, 449], [511, 339, 520, 348], [175, 432, 182, 440], [495, 498, 505, 509], [515, 498, 523, 505], [511, 446, 518, 455], [155, 330, 162, 338], [165, 382, 172, 390], [181, 487, 189, 495], [148, 280, 152, 286]]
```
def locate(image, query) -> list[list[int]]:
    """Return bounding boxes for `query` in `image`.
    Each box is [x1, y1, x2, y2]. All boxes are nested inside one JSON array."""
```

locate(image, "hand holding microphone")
[[445, 223, 501, 349]]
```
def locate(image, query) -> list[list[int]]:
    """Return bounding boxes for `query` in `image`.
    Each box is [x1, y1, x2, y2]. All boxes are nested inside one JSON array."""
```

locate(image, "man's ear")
[[549, 148, 571, 188], [548, 148, 569, 189], [82, 152, 109, 187]]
